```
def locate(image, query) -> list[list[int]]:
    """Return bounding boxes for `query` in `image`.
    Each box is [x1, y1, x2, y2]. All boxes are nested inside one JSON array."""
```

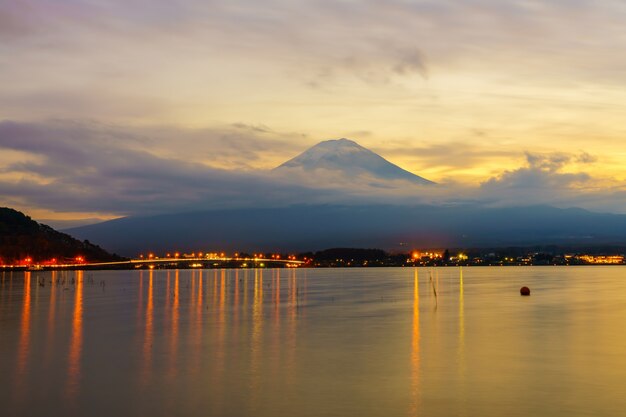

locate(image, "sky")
[[1, 0, 626, 225]]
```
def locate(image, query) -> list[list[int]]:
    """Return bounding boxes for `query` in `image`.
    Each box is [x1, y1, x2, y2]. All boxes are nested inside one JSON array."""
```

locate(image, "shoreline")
[[2, 263, 625, 272]]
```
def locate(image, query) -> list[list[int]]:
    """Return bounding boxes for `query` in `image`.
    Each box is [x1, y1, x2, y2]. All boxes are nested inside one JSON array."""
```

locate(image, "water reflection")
[[3, 267, 626, 417], [410, 268, 420, 416], [458, 267, 465, 362], [67, 271, 84, 401], [192, 270, 203, 376], [458, 267, 466, 414], [273, 269, 281, 320], [14, 272, 31, 402], [169, 270, 180, 378], [141, 270, 154, 384], [0, 272, 5, 322], [286, 269, 298, 384], [250, 268, 264, 410], [137, 271, 144, 326], [45, 271, 58, 366], [213, 270, 228, 414], [234, 269, 240, 339]]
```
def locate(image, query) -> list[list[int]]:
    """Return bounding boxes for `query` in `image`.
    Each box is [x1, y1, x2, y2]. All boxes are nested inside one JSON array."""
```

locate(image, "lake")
[[1, 267, 626, 417]]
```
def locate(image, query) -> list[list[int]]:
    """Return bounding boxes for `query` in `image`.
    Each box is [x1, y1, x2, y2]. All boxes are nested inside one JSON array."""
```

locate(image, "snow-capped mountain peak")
[[273, 138, 434, 185]]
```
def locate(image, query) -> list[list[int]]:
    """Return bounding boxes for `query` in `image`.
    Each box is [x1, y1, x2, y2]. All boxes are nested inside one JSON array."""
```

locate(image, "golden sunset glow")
[[1, 1, 625, 222]]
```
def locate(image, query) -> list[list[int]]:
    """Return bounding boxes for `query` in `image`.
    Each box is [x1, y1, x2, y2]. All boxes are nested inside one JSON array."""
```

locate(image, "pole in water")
[[520, 286, 530, 296]]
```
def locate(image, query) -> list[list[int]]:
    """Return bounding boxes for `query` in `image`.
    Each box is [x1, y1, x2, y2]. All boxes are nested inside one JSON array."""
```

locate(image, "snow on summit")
[[274, 138, 434, 186]]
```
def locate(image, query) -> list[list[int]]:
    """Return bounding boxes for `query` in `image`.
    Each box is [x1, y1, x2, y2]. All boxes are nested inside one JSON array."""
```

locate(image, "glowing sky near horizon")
[[1, 0, 626, 222]]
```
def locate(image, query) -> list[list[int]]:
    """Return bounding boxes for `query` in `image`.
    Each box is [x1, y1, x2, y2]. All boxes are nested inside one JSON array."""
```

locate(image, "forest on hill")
[[0, 207, 121, 264]]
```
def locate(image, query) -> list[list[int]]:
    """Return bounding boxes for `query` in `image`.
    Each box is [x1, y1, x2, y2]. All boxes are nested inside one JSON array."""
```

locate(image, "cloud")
[[372, 140, 517, 175], [482, 151, 596, 190], [475, 151, 626, 212], [391, 48, 429, 79], [0, 120, 315, 215], [0, 6, 30, 39], [0, 119, 429, 216], [8, 0, 624, 106], [524, 152, 575, 172], [481, 166, 590, 191], [304, 46, 429, 88], [1, 119, 625, 218]]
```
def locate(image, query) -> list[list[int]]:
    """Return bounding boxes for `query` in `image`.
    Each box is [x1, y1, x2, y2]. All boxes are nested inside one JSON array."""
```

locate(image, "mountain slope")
[[0, 207, 121, 263], [273, 138, 434, 185], [66, 204, 626, 256]]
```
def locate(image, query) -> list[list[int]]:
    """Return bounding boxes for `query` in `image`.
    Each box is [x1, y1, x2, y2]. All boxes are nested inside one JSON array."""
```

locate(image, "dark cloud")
[[0, 120, 326, 215], [482, 151, 595, 189], [0, 7, 30, 39], [0, 120, 426, 216], [1, 119, 625, 218], [577, 152, 597, 164], [304, 46, 429, 89], [481, 167, 590, 190], [230, 123, 273, 134], [525, 152, 573, 172], [474, 151, 625, 211], [391, 48, 429, 79]]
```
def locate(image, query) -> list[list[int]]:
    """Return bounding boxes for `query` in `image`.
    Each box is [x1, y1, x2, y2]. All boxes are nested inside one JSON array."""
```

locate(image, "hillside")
[[67, 204, 626, 256], [0, 207, 121, 264]]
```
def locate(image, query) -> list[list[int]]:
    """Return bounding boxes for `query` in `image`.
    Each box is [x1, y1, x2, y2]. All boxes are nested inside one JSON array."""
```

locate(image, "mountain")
[[273, 138, 434, 186], [0, 207, 122, 264], [66, 204, 626, 256]]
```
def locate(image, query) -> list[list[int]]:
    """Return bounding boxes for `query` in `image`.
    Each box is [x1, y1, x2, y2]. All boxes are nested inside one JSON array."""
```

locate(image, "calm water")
[[1, 267, 626, 417]]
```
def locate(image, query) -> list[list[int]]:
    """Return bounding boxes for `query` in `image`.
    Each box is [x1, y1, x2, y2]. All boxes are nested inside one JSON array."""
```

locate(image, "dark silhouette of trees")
[[0, 207, 121, 263]]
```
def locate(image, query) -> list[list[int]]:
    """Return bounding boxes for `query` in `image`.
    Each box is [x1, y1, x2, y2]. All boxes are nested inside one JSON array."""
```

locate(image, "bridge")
[[1, 256, 305, 270], [87, 256, 304, 268]]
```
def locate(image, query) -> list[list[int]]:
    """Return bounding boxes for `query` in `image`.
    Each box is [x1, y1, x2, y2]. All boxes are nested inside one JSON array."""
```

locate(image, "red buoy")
[[520, 286, 530, 296]]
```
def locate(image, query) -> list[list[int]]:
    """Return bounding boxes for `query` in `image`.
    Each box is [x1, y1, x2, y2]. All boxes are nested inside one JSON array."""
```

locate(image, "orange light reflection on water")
[[286, 268, 298, 385], [45, 271, 58, 366], [67, 271, 84, 401], [15, 272, 32, 401], [457, 267, 466, 415], [211, 269, 228, 414], [169, 270, 180, 378], [271, 269, 281, 384], [141, 269, 154, 384], [410, 268, 421, 417], [250, 268, 264, 411], [192, 270, 203, 375]]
